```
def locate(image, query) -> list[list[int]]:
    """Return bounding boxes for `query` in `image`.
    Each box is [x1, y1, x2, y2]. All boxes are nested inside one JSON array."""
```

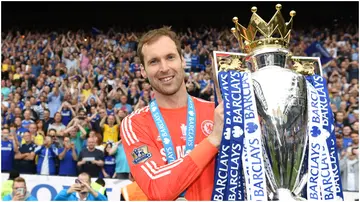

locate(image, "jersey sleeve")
[[120, 114, 219, 200]]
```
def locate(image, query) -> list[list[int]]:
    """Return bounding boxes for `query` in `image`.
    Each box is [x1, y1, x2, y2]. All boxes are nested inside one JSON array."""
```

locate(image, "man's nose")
[[158, 59, 170, 72]]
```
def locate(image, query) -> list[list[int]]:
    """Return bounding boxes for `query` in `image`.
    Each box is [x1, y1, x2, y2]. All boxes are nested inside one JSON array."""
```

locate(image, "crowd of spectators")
[[1, 23, 358, 191]]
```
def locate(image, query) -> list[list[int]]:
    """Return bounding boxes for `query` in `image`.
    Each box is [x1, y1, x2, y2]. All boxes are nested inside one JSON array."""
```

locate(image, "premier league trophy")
[[211, 4, 343, 201]]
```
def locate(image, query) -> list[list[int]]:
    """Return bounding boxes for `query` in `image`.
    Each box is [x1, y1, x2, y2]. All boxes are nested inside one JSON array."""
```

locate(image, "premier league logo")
[[132, 145, 152, 164]]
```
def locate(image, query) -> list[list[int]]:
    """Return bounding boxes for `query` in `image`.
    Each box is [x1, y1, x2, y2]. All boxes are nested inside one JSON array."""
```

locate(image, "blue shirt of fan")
[[104, 155, 116, 177], [58, 148, 77, 176], [191, 54, 199, 68], [106, 109, 115, 116], [17, 102, 24, 110], [1, 140, 14, 171], [89, 113, 100, 128], [16, 127, 29, 138], [343, 137, 353, 149], [130, 63, 141, 73], [199, 80, 208, 90], [21, 120, 34, 129], [2, 113, 15, 125], [61, 109, 72, 126]]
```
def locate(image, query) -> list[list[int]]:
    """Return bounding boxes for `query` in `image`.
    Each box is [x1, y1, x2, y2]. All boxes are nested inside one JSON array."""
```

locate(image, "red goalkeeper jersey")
[[120, 97, 218, 200]]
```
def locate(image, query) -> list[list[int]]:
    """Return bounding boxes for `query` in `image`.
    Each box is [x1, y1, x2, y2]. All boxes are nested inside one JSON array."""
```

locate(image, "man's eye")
[[168, 55, 175, 60]]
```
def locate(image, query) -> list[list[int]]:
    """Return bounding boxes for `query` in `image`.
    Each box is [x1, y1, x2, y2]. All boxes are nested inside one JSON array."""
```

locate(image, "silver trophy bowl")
[[248, 50, 308, 201]]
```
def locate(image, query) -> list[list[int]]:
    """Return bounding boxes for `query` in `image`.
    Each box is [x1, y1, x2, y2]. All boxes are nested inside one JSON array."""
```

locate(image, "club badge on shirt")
[[132, 145, 152, 164]]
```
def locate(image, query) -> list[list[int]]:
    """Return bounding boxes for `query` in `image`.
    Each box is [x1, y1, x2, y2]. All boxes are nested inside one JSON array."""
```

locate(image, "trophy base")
[[273, 188, 306, 201]]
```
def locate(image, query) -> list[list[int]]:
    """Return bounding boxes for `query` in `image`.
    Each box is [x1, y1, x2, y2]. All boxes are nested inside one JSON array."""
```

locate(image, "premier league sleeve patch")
[[132, 145, 152, 164]]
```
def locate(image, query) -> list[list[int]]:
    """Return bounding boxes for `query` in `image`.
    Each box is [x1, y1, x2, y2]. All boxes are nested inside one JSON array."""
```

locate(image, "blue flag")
[[91, 27, 102, 36], [305, 41, 333, 65]]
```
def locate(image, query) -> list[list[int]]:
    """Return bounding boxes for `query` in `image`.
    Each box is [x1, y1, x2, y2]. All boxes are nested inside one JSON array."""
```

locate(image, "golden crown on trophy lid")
[[231, 4, 296, 53]]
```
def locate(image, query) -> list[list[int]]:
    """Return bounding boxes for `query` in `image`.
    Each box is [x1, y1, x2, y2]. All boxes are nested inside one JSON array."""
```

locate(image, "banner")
[[304, 42, 333, 65], [1, 174, 132, 201]]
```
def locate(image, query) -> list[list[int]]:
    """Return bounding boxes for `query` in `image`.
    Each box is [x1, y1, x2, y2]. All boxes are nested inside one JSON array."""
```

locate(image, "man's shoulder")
[[192, 96, 215, 107], [2, 194, 12, 201], [123, 106, 151, 124], [25, 195, 38, 201]]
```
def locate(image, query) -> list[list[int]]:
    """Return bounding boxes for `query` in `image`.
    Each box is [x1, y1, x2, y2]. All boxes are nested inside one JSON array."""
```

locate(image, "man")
[[34, 136, 59, 175], [109, 140, 130, 179], [120, 27, 224, 200], [91, 178, 107, 198], [53, 172, 107, 201], [77, 137, 104, 177], [1, 128, 19, 172], [341, 132, 359, 191], [1, 170, 20, 199], [2, 177, 37, 201], [14, 132, 36, 174], [100, 114, 121, 143], [58, 137, 78, 176]]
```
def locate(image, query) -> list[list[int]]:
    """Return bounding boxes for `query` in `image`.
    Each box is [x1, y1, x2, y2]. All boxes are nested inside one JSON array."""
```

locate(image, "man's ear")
[[181, 56, 186, 70], [140, 64, 147, 78]]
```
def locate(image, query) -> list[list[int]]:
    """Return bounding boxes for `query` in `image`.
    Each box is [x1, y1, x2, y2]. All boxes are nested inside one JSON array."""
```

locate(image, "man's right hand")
[[77, 160, 86, 166], [67, 184, 82, 194], [12, 192, 24, 201], [207, 101, 224, 148]]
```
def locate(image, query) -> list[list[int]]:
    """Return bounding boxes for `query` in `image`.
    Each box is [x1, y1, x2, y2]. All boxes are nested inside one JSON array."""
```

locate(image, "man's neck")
[[154, 84, 188, 109]]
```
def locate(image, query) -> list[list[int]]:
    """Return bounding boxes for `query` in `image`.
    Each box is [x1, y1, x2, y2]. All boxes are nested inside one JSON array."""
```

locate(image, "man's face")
[[77, 174, 90, 193], [2, 129, 9, 140], [13, 182, 26, 197], [336, 138, 343, 148], [87, 138, 96, 150], [336, 112, 344, 122], [23, 132, 31, 142], [141, 36, 185, 96], [351, 133, 359, 144], [120, 96, 127, 104], [29, 124, 37, 134], [44, 111, 50, 119], [15, 117, 22, 126], [44, 136, 52, 146]]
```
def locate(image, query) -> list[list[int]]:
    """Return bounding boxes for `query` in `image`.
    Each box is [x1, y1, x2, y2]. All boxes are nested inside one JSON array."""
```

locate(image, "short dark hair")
[[137, 26, 182, 67], [13, 177, 26, 187], [95, 178, 105, 187], [9, 170, 20, 180], [79, 172, 91, 183]]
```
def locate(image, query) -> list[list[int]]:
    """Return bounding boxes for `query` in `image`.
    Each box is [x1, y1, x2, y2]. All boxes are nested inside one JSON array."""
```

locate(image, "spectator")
[[109, 140, 130, 179], [64, 118, 88, 154], [14, 132, 36, 174], [77, 137, 104, 178], [100, 142, 116, 178], [58, 137, 78, 176], [2, 177, 37, 201], [100, 114, 121, 143], [53, 172, 107, 201], [34, 136, 59, 175], [341, 132, 359, 191], [1, 170, 20, 199], [1, 128, 19, 172], [114, 95, 133, 114], [91, 178, 107, 199]]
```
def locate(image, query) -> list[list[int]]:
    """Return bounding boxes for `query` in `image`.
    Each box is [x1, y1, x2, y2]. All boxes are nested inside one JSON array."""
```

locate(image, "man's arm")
[[58, 148, 67, 160], [53, 189, 72, 201], [120, 115, 219, 200]]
